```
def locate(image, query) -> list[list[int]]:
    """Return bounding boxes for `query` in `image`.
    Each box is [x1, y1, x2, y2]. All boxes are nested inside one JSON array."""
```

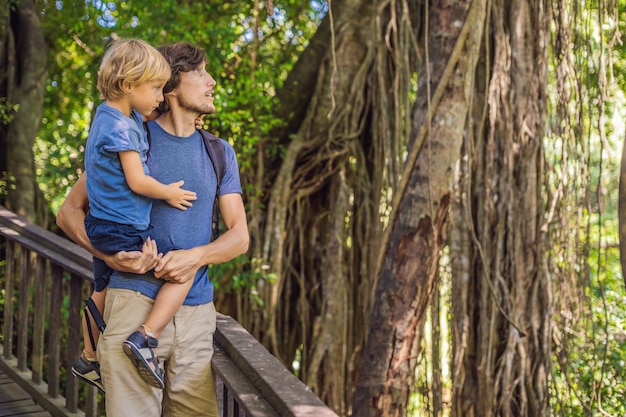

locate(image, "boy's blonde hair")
[[97, 38, 171, 100]]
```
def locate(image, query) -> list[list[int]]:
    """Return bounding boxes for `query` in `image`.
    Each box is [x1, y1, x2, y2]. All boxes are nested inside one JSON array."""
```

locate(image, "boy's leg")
[[100, 288, 162, 417], [161, 302, 218, 417], [122, 280, 193, 389], [143, 279, 194, 338], [71, 288, 107, 392]]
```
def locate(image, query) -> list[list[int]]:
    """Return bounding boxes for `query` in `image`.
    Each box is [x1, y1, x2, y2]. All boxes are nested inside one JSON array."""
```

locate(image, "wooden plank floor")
[[0, 370, 52, 417]]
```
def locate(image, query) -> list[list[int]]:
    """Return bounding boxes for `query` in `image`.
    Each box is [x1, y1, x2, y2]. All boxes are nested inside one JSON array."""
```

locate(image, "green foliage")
[[551, 225, 626, 416], [0, 98, 19, 125], [545, 1, 626, 413], [211, 255, 276, 307], [35, 0, 321, 213], [0, 173, 15, 199], [3, 0, 17, 16]]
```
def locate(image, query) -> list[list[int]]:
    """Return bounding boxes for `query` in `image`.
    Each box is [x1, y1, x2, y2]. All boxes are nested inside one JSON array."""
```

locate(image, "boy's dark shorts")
[[85, 214, 153, 292]]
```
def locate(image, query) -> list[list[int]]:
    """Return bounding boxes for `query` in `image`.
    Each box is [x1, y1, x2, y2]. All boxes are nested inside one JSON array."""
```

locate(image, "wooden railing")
[[0, 206, 338, 417]]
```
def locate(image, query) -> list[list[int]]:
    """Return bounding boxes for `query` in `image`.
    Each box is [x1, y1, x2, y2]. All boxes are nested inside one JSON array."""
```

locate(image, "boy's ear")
[[123, 80, 134, 94]]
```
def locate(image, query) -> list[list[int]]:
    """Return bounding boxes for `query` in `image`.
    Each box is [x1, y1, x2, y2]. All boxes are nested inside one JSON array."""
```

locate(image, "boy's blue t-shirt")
[[108, 120, 243, 305], [84, 103, 152, 230]]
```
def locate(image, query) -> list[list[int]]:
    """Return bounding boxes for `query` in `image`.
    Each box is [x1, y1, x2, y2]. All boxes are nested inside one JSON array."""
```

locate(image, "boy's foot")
[[71, 355, 105, 393], [122, 329, 165, 389]]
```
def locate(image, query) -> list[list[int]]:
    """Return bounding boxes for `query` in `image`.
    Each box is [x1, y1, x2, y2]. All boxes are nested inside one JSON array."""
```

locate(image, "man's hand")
[[153, 248, 201, 284], [102, 237, 161, 274]]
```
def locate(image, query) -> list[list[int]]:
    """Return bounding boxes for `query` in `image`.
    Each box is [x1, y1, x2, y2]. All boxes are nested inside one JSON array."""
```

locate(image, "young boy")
[[71, 38, 197, 391]]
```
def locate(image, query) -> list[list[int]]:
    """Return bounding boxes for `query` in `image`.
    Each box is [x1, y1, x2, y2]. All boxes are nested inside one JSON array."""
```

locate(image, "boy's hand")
[[195, 115, 205, 130], [165, 180, 197, 210]]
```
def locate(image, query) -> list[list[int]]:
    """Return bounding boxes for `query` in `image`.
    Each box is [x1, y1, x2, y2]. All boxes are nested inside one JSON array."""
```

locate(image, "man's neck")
[[154, 111, 197, 137]]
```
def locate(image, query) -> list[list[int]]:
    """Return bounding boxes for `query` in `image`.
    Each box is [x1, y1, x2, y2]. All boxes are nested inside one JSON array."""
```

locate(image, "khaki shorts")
[[99, 288, 218, 417]]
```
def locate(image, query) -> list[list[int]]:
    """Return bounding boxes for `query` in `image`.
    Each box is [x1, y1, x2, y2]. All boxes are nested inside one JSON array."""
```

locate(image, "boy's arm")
[[56, 172, 160, 273], [118, 150, 197, 210], [154, 193, 249, 283]]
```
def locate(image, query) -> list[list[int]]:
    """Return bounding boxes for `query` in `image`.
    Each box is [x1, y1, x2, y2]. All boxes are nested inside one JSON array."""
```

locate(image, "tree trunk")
[[245, 12, 333, 284], [0, 3, 12, 204], [450, 1, 551, 416], [259, 1, 383, 413], [0, 0, 46, 224], [352, 1, 487, 416]]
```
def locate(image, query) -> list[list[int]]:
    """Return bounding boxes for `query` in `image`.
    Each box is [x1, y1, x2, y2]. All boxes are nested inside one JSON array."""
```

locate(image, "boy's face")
[[129, 80, 166, 117], [172, 62, 217, 115]]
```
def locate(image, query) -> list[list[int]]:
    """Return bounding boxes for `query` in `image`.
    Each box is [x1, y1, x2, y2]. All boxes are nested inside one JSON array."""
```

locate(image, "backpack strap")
[[199, 130, 226, 240], [199, 130, 226, 192], [84, 297, 106, 352]]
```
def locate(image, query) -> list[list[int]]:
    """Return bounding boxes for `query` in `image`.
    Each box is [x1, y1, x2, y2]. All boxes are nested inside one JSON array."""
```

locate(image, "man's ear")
[[163, 90, 178, 107], [157, 98, 170, 113]]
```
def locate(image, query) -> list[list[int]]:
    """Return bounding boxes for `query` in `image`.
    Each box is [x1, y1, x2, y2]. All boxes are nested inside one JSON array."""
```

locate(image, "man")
[[57, 42, 249, 416]]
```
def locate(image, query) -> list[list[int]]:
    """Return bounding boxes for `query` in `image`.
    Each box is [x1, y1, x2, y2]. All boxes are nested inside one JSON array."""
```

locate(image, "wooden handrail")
[[214, 314, 339, 417], [0, 206, 338, 417]]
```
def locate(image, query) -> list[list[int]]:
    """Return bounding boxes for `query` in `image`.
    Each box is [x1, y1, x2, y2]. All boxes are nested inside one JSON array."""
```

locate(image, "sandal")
[[122, 329, 165, 389]]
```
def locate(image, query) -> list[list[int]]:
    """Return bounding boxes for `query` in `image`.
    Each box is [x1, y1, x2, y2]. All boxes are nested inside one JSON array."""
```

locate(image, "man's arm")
[[56, 173, 97, 252], [56, 172, 160, 273], [154, 193, 249, 282]]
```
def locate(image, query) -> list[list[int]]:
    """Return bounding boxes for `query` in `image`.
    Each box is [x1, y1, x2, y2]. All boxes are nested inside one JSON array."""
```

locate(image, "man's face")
[[175, 62, 217, 115]]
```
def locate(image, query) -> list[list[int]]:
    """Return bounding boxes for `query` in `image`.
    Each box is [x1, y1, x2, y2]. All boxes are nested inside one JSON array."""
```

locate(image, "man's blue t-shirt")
[[84, 103, 152, 230], [108, 120, 242, 305]]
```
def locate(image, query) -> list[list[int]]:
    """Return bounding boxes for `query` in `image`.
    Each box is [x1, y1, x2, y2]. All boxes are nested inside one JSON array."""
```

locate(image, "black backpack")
[[143, 122, 226, 239]]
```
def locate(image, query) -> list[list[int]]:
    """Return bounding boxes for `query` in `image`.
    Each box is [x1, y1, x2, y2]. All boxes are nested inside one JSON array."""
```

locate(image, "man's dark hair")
[[157, 43, 207, 112]]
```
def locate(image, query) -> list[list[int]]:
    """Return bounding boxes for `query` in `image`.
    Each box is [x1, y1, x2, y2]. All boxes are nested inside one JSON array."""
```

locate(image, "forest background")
[[1, 0, 626, 416]]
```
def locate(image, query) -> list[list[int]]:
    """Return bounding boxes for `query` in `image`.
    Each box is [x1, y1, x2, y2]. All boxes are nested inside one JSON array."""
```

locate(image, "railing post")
[[32, 254, 47, 384], [2, 239, 15, 360], [84, 388, 98, 417], [47, 263, 63, 399], [17, 247, 31, 371], [65, 272, 83, 413]]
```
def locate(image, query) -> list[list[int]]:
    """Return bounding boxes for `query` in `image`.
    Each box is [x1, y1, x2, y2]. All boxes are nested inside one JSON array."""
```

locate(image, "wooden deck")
[[0, 369, 52, 417]]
